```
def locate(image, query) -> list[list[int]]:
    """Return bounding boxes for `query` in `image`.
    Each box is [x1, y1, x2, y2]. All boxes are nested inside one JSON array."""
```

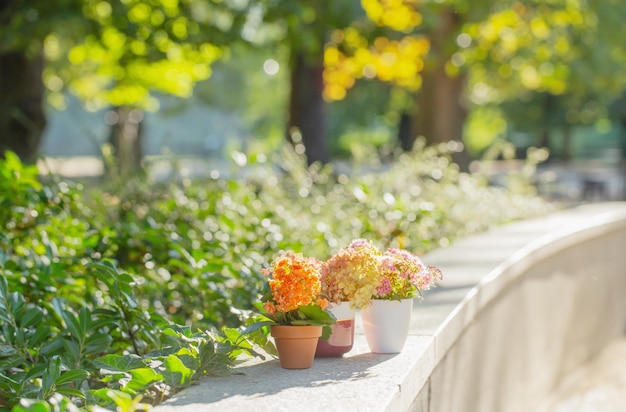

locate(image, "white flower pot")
[[362, 298, 413, 353]]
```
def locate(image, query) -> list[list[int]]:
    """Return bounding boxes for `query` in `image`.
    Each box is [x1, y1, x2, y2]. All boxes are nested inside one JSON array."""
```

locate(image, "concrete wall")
[[155, 203, 626, 412], [413, 204, 626, 411]]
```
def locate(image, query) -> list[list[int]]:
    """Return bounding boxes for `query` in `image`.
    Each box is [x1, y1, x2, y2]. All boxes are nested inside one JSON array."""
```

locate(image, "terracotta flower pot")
[[362, 298, 413, 353], [315, 302, 356, 357], [270, 325, 322, 369]]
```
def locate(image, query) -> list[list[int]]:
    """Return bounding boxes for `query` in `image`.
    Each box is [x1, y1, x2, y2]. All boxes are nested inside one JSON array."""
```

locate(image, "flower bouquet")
[[259, 251, 335, 368], [362, 246, 443, 353], [321, 238, 382, 309], [376, 247, 443, 300], [315, 238, 381, 357]]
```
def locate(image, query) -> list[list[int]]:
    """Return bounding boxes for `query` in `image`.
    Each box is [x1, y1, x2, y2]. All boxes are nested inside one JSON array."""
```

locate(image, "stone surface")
[[155, 336, 434, 412]]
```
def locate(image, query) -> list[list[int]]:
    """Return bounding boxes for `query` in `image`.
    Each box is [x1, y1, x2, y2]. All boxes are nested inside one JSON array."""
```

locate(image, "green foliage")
[[0, 146, 553, 410], [463, 106, 508, 157], [1, 0, 250, 111], [43, 0, 242, 110], [0, 151, 42, 226], [457, 0, 626, 136], [0, 152, 273, 411], [0, 266, 268, 410]]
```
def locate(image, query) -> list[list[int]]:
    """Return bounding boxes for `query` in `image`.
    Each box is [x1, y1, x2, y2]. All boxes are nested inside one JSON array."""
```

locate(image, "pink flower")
[[376, 248, 442, 300], [320, 239, 443, 306], [376, 277, 392, 297], [348, 238, 371, 249]]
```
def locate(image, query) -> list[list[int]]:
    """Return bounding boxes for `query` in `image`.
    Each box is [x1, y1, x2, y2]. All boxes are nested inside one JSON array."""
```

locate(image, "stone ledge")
[[155, 202, 626, 412], [154, 336, 434, 412]]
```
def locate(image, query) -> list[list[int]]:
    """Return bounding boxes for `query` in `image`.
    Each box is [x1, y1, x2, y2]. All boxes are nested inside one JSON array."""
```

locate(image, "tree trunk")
[[561, 125, 572, 162], [107, 106, 144, 176], [288, 52, 328, 165], [0, 51, 46, 163], [538, 128, 550, 155], [398, 112, 413, 151], [409, 7, 469, 170], [537, 94, 554, 160]]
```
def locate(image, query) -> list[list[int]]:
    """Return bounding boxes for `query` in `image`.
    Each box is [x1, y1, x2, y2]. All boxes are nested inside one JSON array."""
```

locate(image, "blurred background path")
[[537, 337, 626, 412], [38, 155, 626, 204]]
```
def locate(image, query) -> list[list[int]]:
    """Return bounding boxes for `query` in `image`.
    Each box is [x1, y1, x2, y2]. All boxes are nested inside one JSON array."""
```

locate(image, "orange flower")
[[263, 301, 277, 316], [262, 251, 328, 319]]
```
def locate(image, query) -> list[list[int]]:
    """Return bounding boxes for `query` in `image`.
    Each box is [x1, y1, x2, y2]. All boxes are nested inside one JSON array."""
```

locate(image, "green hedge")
[[0, 144, 552, 411]]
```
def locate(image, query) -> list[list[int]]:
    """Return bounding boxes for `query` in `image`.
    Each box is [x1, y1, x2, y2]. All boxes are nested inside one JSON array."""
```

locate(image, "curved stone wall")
[[156, 203, 626, 412], [413, 202, 626, 412]]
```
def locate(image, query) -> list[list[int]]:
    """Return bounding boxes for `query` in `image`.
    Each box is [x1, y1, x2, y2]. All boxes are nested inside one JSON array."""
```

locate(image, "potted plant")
[[362, 247, 443, 353], [259, 251, 336, 369], [316, 238, 382, 357]]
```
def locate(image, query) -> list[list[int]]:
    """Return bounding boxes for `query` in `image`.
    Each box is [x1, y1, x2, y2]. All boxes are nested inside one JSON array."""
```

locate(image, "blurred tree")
[[0, 46, 47, 163], [324, 0, 476, 167], [0, 0, 83, 162], [460, 0, 626, 160], [1, 0, 246, 173], [48, 0, 248, 175], [324, 0, 626, 168], [259, 0, 364, 165]]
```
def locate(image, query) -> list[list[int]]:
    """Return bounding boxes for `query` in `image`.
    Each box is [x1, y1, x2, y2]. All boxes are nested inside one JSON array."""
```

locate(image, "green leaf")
[[78, 307, 90, 335], [12, 399, 51, 412], [15, 328, 26, 348], [91, 308, 118, 320], [124, 367, 161, 393], [0, 275, 9, 300], [47, 299, 67, 327], [19, 307, 44, 328], [240, 321, 273, 338], [0, 311, 12, 324], [55, 387, 86, 399], [61, 339, 80, 366], [144, 347, 178, 358], [120, 290, 138, 309], [259, 339, 278, 357], [55, 369, 89, 386], [117, 274, 135, 288], [84, 333, 112, 355], [8, 292, 25, 320], [29, 325, 52, 348], [0, 351, 26, 371], [39, 337, 64, 357], [161, 354, 193, 388], [61, 310, 82, 341], [24, 364, 47, 381], [88, 260, 119, 279], [0, 344, 18, 358], [174, 347, 200, 371], [3, 151, 22, 174], [94, 354, 144, 373], [196, 344, 233, 377], [293, 304, 336, 326], [91, 388, 134, 409], [289, 320, 311, 325], [221, 327, 241, 343], [321, 325, 332, 341], [0, 371, 20, 386], [168, 243, 197, 269], [41, 356, 62, 398]]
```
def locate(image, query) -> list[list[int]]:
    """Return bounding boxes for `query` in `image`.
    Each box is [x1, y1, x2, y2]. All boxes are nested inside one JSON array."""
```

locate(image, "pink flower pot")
[[315, 302, 356, 357]]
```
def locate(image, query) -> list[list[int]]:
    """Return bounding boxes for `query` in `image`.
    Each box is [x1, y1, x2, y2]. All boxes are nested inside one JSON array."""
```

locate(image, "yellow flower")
[[321, 239, 383, 309]]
